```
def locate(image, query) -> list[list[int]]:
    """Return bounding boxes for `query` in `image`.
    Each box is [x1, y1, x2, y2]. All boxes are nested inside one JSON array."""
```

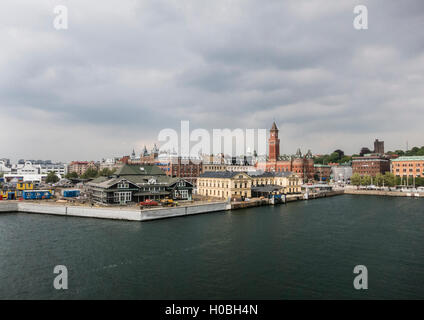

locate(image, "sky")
[[1, 0, 423, 162]]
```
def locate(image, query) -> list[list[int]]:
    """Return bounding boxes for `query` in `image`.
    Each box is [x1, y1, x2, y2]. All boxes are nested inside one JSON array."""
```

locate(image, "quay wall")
[[344, 190, 423, 197], [306, 191, 344, 199], [231, 199, 269, 210], [0, 201, 228, 221], [0, 202, 18, 212], [1, 191, 345, 221], [141, 202, 229, 221], [67, 206, 142, 221], [19, 203, 67, 215]]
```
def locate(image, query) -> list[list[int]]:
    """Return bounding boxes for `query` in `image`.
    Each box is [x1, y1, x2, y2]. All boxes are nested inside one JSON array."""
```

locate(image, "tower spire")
[[269, 121, 280, 162]]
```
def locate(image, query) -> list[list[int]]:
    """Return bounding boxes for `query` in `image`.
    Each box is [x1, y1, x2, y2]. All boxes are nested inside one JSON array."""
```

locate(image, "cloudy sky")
[[1, 0, 423, 162]]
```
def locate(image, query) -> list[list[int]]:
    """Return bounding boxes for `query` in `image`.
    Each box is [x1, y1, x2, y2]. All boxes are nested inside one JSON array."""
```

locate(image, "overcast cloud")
[[1, 0, 423, 162]]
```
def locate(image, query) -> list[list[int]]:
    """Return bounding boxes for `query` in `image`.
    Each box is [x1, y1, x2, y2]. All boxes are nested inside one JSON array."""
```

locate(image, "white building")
[[331, 165, 353, 183], [3, 161, 47, 182], [99, 158, 122, 171], [0, 161, 11, 174], [39, 163, 67, 176]]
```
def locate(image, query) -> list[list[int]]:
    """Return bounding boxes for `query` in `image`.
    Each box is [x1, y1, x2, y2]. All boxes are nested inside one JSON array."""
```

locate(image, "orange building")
[[68, 161, 98, 175], [391, 156, 424, 177]]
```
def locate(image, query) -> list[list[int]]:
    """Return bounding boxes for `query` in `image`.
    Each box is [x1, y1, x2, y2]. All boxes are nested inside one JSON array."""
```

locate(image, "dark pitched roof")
[[114, 164, 165, 176], [200, 171, 247, 179], [249, 171, 275, 178], [271, 121, 278, 130], [86, 177, 138, 189], [274, 171, 294, 177], [249, 171, 294, 178]]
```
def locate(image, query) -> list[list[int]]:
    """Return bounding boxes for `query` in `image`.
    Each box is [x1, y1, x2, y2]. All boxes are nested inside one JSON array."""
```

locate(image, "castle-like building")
[[256, 122, 315, 181]]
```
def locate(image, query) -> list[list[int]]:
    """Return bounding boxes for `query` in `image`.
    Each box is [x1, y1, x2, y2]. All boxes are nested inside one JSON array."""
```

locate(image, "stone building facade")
[[197, 171, 252, 199]]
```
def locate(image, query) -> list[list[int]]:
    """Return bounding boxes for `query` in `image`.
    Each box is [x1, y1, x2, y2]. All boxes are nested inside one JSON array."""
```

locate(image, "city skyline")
[[1, 0, 424, 162]]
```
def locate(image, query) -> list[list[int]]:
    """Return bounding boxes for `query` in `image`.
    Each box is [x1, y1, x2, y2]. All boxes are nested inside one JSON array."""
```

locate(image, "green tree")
[[98, 168, 115, 177], [383, 172, 396, 187], [387, 146, 424, 157], [375, 173, 384, 186], [351, 173, 361, 186], [65, 172, 79, 179], [415, 177, 424, 187], [46, 172, 60, 184], [360, 175, 371, 186], [340, 156, 352, 164], [81, 168, 98, 179], [328, 152, 340, 163]]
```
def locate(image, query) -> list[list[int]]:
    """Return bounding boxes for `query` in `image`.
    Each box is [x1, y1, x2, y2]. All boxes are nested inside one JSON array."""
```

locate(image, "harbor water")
[[0, 195, 423, 299]]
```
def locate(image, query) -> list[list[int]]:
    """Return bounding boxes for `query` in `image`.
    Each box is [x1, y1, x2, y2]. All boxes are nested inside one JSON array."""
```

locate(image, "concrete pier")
[[344, 189, 423, 197], [0, 190, 345, 221], [0, 201, 229, 221]]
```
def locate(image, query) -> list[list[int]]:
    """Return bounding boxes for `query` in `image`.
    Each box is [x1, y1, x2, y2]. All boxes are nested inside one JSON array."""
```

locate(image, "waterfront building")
[[313, 164, 332, 181], [3, 161, 47, 182], [86, 164, 193, 204], [0, 161, 11, 174], [250, 171, 302, 194], [197, 170, 302, 199], [352, 155, 390, 177], [255, 122, 315, 181], [391, 156, 424, 178], [197, 171, 252, 199], [68, 161, 98, 176], [15, 160, 66, 176], [331, 165, 353, 183], [156, 154, 203, 186]]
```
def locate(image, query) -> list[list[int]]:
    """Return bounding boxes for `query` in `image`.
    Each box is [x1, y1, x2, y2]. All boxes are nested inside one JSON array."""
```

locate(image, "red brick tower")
[[268, 121, 280, 162]]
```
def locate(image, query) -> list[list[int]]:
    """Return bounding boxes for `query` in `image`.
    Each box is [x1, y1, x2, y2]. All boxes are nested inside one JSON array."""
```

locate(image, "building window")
[[118, 182, 129, 189]]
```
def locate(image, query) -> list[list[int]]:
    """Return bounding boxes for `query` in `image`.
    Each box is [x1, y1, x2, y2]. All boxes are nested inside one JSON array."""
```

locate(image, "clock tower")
[[269, 121, 280, 162]]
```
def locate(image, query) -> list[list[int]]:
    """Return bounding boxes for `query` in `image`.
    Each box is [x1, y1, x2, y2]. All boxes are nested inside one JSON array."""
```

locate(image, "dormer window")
[[118, 181, 129, 189]]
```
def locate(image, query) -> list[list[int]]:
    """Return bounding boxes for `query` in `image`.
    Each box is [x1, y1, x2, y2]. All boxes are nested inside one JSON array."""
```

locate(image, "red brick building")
[[256, 122, 315, 181], [313, 164, 332, 181], [156, 156, 203, 185], [352, 155, 390, 177]]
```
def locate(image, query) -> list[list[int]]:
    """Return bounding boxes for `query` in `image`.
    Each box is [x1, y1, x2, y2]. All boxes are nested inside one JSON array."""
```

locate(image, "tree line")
[[45, 168, 116, 183], [386, 146, 424, 157], [314, 150, 352, 165], [351, 172, 424, 187]]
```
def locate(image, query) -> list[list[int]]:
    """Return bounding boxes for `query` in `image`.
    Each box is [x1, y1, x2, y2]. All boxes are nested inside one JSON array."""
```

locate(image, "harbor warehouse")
[[86, 164, 193, 204]]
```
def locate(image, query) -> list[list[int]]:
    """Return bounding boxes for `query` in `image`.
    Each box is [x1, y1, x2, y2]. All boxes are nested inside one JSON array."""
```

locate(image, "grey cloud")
[[0, 0, 423, 161]]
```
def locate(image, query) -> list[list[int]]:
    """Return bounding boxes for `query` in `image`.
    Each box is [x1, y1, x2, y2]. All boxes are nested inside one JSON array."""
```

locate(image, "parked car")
[[140, 199, 158, 207]]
